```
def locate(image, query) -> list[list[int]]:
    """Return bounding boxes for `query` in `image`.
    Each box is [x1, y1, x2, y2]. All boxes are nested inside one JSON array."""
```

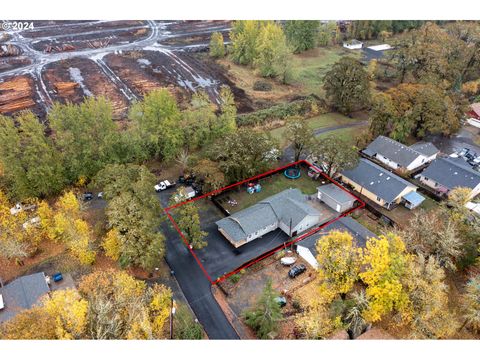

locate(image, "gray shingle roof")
[[420, 157, 480, 190], [299, 216, 377, 253], [409, 142, 439, 157], [364, 135, 423, 167], [216, 189, 320, 244], [341, 159, 416, 203], [317, 183, 356, 205], [0, 272, 49, 323]]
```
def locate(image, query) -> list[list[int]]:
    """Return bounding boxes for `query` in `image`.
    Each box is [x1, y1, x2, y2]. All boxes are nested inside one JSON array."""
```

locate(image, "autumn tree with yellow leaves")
[[38, 191, 96, 265], [315, 230, 362, 303], [0, 271, 173, 340], [360, 233, 412, 323]]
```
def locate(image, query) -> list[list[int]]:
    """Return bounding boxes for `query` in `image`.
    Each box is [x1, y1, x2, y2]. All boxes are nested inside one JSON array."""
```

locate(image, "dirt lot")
[[221, 253, 316, 339]]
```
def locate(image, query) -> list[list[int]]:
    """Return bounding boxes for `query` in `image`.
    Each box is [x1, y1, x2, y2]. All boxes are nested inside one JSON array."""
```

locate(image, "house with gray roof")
[[416, 157, 480, 199], [296, 216, 377, 269], [340, 158, 424, 210], [0, 272, 50, 324], [363, 136, 438, 171], [216, 188, 323, 248], [317, 183, 357, 213]]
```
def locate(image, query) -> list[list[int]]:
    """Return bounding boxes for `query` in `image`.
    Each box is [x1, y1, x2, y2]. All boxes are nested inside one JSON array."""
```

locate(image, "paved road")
[[157, 189, 239, 339], [282, 120, 369, 162]]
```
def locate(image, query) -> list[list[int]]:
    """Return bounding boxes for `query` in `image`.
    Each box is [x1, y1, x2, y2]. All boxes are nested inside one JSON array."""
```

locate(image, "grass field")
[[290, 47, 362, 97], [217, 46, 361, 106], [315, 126, 366, 145], [216, 167, 325, 213]]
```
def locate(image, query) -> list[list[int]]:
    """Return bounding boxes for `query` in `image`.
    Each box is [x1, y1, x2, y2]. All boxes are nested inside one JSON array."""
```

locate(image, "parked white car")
[[280, 257, 296, 266], [154, 180, 176, 192]]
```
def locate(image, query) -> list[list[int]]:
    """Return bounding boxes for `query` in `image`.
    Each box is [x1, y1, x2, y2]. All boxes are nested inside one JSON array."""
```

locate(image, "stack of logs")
[[0, 44, 21, 57], [54, 82, 79, 97], [0, 76, 35, 114]]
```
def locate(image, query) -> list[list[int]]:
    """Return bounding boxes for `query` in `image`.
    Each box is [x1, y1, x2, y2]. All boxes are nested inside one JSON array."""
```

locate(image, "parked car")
[[274, 296, 287, 307], [82, 192, 94, 201], [280, 257, 296, 266], [52, 273, 63, 282], [288, 264, 306, 278], [154, 180, 176, 192]]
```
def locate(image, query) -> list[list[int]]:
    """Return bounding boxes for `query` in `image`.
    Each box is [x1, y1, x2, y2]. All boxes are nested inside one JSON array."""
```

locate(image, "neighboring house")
[[409, 141, 440, 163], [0, 273, 50, 324], [415, 157, 480, 199], [467, 103, 480, 120], [343, 39, 363, 50], [317, 183, 357, 213], [296, 216, 377, 269], [216, 189, 322, 248], [340, 158, 425, 210], [362, 44, 393, 62], [363, 136, 438, 171]]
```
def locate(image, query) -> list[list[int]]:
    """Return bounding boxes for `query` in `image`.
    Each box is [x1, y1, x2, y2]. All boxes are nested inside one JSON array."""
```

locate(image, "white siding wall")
[[246, 222, 278, 242], [375, 154, 399, 170], [406, 155, 427, 171], [292, 214, 321, 235]]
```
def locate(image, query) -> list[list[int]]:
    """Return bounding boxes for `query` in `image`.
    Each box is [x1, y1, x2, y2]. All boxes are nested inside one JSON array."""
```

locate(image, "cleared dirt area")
[[0, 20, 245, 119]]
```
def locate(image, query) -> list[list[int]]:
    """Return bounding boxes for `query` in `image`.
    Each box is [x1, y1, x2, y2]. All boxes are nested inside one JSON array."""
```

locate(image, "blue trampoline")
[[284, 167, 301, 179]]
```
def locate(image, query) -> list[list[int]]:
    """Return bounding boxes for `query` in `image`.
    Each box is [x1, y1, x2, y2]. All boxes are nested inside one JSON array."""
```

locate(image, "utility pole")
[[169, 298, 176, 339]]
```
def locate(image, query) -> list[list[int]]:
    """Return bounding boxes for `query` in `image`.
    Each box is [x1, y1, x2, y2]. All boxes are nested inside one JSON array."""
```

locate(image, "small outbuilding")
[[317, 183, 356, 213], [343, 39, 363, 50]]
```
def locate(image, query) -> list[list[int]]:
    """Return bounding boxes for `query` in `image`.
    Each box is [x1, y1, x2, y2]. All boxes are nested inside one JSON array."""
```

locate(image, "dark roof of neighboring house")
[[420, 157, 480, 190], [299, 216, 377, 253], [363, 135, 422, 167], [409, 142, 439, 158], [216, 189, 320, 244], [317, 183, 356, 205], [341, 159, 416, 203], [0, 272, 49, 323]]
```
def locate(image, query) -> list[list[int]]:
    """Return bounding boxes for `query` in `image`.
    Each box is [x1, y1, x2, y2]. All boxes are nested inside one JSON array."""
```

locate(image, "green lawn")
[[315, 126, 366, 145], [270, 112, 357, 147], [290, 47, 362, 97], [217, 168, 324, 213]]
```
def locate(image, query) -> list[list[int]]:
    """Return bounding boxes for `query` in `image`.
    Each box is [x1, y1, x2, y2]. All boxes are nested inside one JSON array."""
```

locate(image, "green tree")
[[94, 164, 165, 270], [0, 112, 65, 200], [209, 129, 278, 182], [209, 31, 225, 58], [284, 20, 319, 53], [49, 97, 117, 183], [254, 22, 292, 82], [323, 57, 371, 115], [284, 117, 315, 162], [317, 21, 337, 47], [192, 158, 226, 193], [243, 279, 283, 339], [229, 20, 262, 65], [129, 89, 183, 161], [171, 187, 207, 249], [309, 135, 359, 177]]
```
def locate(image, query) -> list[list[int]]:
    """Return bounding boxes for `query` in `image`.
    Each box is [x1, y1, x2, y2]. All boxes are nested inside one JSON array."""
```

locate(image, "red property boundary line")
[[164, 159, 365, 285]]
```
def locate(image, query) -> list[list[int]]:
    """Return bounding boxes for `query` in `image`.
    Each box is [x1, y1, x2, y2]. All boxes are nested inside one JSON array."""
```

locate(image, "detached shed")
[[317, 183, 356, 213]]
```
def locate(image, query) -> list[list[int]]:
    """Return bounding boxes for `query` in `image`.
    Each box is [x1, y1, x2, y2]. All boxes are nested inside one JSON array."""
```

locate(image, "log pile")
[[0, 76, 35, 114], [0, 44, 21, 57], [87, 39, 110, 49], [44, 44, 76, 53], [54, 81, 79, 96]]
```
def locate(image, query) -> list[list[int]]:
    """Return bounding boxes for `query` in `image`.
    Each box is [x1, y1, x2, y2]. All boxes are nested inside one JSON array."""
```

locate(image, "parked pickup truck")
[[154, 180, 176, 192]]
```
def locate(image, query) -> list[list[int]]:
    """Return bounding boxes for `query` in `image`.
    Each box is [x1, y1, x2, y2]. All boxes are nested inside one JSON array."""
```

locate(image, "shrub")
[[230, 273, 242, 284], [253, 80, 273, 92], [236, 95, 326, 127]]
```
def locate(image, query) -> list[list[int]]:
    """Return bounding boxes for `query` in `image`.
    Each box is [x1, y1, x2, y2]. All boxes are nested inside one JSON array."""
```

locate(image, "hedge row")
[[236, 95, 327, 127]]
